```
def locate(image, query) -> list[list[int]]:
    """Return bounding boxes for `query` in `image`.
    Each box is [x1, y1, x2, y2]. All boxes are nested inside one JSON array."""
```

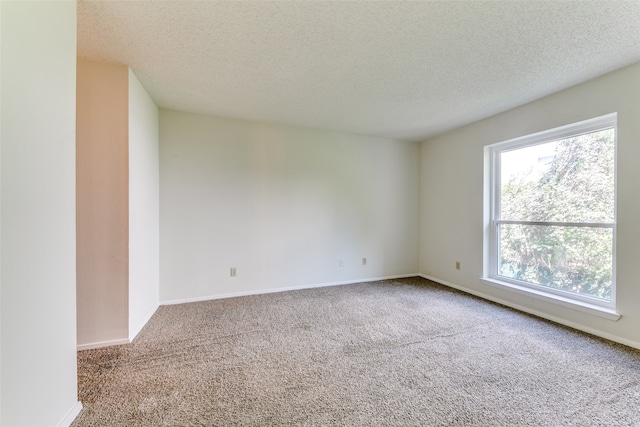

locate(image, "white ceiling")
[[77, 1, 640, 142]]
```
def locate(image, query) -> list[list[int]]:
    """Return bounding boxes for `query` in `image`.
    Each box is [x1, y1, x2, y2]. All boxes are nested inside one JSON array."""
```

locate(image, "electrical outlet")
[[362, 257, 367, 265], [455, 261, 461, 270], [230, 267, 237, 277], [339, 260, 344, 267]]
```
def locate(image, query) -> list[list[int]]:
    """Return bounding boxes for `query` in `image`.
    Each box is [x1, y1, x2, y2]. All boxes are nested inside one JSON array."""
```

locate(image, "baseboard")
[[129, 304, 159, 341], [161, 274, 419, 306], [77, 338, 130, 351], [419, 274, 640, 351], [56, 401, 82, 427]]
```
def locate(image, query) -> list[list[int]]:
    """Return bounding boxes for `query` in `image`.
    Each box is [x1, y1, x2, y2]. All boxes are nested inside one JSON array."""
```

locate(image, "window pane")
[[498, 224, 613, 300], [500, 128, 614, 223]]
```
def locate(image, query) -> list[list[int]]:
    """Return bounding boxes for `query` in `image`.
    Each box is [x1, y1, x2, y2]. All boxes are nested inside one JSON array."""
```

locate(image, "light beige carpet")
[[72, 277, 640, 426]]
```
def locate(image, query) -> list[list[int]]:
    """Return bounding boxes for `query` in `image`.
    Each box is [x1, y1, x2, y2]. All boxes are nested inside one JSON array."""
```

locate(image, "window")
[[484, 114, 617, 314]]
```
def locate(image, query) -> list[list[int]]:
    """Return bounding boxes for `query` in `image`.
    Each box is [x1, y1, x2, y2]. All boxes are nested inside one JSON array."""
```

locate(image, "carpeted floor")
[[72, 277, 640, 426]]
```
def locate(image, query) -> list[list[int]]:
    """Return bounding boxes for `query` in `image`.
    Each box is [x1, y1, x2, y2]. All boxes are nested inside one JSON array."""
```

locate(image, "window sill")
[[479, 277, 621, 321]]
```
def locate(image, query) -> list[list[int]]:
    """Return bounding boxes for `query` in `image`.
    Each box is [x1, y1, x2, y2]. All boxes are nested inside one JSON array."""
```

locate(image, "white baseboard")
[[161, 274, 419, 306], [129, 304, 159, 341], [77, 338, 130, 351], [56, 401, 82, 427], [78, 306, 160, 351], [419, 274, 640, 351]]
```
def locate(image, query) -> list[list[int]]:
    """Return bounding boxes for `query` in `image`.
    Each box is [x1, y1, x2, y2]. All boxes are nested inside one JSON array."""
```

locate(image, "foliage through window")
[[487, 114, 616, 308]]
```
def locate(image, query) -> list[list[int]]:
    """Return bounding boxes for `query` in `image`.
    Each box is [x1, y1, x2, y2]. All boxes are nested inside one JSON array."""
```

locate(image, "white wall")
[[76, 59, 129, 349], [128, 69, 160, 339], [0, 3, 3, 422], [420, 62, 640, 349], [160, 111, 419, 303], [77, 61, 160, 349], [1, 1, 82, 426]]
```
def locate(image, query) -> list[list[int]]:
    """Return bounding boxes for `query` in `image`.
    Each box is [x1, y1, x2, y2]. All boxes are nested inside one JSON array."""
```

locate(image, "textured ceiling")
[[78, 1, 640, 141]]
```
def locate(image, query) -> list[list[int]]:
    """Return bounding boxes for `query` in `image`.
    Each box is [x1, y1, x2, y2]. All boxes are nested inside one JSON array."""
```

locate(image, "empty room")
[[2, 1, 640, 426]]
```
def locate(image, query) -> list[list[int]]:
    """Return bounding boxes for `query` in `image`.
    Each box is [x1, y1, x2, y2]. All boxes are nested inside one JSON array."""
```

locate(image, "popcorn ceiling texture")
[[77, 1, 640, 141]]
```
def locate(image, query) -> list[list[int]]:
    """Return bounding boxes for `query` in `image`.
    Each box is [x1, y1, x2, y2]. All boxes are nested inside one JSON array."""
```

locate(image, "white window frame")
[[482, 113, 619, 320]]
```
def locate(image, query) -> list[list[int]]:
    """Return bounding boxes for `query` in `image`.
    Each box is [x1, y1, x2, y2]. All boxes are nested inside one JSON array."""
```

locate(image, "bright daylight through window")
[[486, 114, 617, 311]]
